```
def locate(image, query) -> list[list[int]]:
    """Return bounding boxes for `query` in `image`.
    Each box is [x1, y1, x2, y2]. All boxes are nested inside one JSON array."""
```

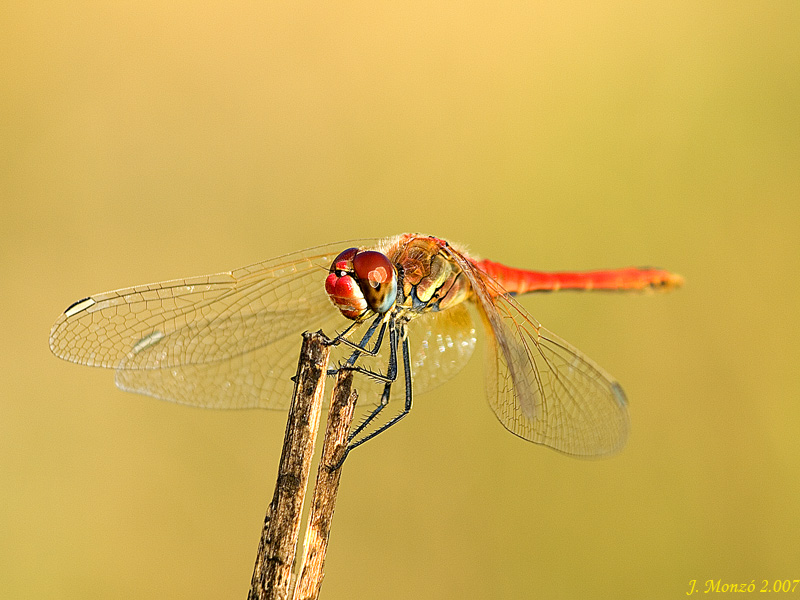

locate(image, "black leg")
[[322, 318, 361, 345], [345, 320, 399, 441], [326, 314, 387, 377], [331, 325, 414, 469], [339, 319, 388, 361]]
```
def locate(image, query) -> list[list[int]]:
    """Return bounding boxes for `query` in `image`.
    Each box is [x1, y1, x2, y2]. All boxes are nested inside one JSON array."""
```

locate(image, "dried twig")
[[248, 332, 331, 600], [294, 371, 358, 600]]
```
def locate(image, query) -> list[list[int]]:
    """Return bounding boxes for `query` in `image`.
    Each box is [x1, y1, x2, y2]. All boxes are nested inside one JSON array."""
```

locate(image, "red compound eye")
[[329, 247, 359, 274], [352, 251, 397, 313], [325, 248, 366, 320]]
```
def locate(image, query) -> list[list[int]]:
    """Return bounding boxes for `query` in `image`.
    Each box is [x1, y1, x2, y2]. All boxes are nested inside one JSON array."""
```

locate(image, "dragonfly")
[[49, 233, 682, 458]]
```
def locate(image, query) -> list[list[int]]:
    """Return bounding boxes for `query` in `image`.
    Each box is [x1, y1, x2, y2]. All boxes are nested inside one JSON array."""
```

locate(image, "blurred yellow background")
[[3, 1, 799, 598]]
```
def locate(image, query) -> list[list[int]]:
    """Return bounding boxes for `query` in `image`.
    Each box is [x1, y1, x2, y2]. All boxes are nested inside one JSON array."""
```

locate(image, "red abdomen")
[[475, 260, 684, 294]]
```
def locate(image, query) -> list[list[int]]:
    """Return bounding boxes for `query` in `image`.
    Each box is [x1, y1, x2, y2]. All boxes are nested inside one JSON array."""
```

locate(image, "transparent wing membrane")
[[115, 311, 346, 409], [445, 247, 629, 457], [50, 241, 373, 408], [112, 304, 476, 411]]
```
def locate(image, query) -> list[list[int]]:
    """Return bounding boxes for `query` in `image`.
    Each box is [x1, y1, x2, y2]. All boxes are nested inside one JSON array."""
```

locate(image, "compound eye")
[[353, 251, 394, 289], [329, 247, 359, 275], [352, 251, 397, 313]]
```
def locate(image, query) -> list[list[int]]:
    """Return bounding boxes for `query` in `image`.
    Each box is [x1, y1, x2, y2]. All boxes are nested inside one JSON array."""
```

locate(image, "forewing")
[[49, 240, 373, 370], [445, 248, 629, 457]]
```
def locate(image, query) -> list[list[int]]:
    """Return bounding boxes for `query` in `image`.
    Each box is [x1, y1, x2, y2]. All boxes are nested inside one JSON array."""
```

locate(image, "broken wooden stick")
[[248, 332, 359, 600], [248, 331, 330, 600], [294, 370, 358, 600]]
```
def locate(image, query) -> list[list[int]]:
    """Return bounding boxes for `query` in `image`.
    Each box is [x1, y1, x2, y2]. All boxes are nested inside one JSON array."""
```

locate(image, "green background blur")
[[3, 2, 799, 598]]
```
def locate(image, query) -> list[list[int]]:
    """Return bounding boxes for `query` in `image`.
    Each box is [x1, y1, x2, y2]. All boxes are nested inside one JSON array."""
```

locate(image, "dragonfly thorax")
[[325, 248, 398, 320], [387, 235, 472, 315]]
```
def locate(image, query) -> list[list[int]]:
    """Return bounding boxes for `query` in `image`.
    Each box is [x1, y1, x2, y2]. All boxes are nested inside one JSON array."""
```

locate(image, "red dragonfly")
[[49, 233, 682, 458]]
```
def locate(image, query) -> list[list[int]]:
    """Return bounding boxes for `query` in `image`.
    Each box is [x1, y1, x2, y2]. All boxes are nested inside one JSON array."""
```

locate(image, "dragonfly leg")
[[328, 318, 396, 384], [320, 319, 360, 346], [325, 315, 387, 377], [340, 320, 388, 361], [345, 320, 399, 441], [331, 325, 413, 470]]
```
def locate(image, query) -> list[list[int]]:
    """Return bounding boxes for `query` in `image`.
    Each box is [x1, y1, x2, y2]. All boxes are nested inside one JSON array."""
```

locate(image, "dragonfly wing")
[[404, 303, 477, 398], [114, 311, 346, 409], [445, 248, 630, 457], [49, 240, 374, 370]]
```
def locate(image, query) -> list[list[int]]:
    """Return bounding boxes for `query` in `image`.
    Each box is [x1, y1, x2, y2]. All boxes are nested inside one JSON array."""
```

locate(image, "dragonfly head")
[[325, 248, 398, 320]]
